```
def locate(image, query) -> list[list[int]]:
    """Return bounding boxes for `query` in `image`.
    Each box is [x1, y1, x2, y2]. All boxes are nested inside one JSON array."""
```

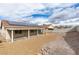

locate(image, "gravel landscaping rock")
[[40, 39, 76, 55]]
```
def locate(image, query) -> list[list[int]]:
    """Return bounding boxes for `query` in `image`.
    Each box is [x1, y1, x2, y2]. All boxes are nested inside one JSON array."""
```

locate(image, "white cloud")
[[0, 3, 78, 25], [30, 18, 49, 25], [0, 3, 45, 20], [49, 3, 79, 24], [43, 3, 74, 8]]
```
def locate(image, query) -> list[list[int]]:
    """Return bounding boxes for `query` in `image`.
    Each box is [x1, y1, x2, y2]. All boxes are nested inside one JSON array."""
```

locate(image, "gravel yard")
[[40, 38, 75, 55]]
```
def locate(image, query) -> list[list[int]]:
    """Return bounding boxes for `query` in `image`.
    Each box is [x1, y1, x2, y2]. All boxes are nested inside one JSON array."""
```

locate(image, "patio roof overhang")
[[5, 26, 44, 30]]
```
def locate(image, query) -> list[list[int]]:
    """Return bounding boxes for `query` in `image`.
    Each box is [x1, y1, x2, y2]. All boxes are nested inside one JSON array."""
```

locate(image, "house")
[[43, 24, 54, 30], [0, 20, 46, 43]]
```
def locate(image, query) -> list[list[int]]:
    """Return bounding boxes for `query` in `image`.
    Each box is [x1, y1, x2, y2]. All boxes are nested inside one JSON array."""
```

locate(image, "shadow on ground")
[[64, 31, 79, 55]]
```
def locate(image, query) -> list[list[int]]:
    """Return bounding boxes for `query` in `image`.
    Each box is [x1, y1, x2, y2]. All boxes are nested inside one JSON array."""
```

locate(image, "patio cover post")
[[37, 29, 39, 36], [27, 30, 30, 39], [11, 30, 14, 43], [5, 29, 8, 41]]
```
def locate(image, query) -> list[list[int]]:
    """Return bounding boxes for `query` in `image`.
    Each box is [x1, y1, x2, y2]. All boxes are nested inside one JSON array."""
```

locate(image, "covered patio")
[[5, 26, 44, 43]]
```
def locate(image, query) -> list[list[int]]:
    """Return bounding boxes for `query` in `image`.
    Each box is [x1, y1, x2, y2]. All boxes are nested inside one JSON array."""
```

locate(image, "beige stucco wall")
[[1, 26, 11, 41], [1, 26, 6, 38], [6, 30, 11, 40], [0, 20, 1, 27]]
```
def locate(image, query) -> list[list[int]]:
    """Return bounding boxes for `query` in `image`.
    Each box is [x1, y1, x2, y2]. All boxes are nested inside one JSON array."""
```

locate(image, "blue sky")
[[0, 3, 79, 25]]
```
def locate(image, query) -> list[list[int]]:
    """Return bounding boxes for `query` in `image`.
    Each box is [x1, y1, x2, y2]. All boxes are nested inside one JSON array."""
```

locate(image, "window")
[[15, 30, 22, 34]]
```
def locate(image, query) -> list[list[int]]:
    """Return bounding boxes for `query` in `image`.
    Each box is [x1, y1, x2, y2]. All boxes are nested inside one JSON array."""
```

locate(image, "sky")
[[0, 3, 79, 25]]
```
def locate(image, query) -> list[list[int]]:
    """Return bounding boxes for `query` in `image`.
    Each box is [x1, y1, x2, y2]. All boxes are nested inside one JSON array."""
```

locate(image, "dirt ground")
[[0, 33, 62, 55], [39, 31, 79, 55]]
